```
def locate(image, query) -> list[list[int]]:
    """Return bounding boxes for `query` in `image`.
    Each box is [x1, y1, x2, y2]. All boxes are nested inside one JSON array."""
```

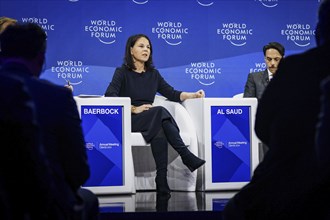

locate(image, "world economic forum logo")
[[85, 19, 123, 45], [255, 0, 279, 8], [86, 142, 95, 150], [185, 62, 221, 86], [281, 23, 315, 47], [21, 17, 55, 35], [214, 141, 225, 149], [152, 21, 189, 46], [196, 0, 214, 7], [132, 0, 148, 4], [217, 22, 253, 46], [51, 60, 88, 86]]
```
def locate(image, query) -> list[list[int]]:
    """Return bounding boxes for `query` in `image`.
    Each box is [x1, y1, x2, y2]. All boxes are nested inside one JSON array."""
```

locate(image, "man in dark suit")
[[223, 0, 330, 219], [244, 42, 285, 160], [243, 42, 285, 101], [0, 74, 54, 219], [0, 23, 98, 219]]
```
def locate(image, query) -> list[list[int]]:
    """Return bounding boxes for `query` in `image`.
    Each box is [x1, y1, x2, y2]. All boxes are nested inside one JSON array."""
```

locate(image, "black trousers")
[[150, 119, 186, 173]]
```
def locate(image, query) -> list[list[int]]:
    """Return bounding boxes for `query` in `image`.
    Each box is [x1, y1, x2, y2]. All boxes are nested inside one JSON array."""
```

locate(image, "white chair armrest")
[[152, 95, 195, 147]]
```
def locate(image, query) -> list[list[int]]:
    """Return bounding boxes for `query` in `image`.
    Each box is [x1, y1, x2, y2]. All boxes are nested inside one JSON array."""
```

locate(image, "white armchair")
[[131, 95, 199, 191], [233, 93, 244, 98]]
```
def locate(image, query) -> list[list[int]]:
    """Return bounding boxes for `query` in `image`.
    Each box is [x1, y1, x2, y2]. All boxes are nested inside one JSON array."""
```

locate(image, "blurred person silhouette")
[[0, 17, 72, 92], [315, 76, 330, 177], [0, 74, 55, 220], [313, 76, 330, 220], [243, 42, 285, 101], [223, 0, 330, 219], [105, 34, 205, 195], [0, 23, 99, 219]]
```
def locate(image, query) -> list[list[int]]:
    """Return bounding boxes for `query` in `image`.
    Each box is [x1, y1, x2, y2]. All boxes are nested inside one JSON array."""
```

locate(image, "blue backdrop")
[[0, 0, 321, 97]]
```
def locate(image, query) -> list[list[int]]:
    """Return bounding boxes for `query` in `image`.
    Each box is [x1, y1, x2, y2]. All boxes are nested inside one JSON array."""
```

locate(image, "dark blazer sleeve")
[[104, 68, 123, 97], [156, 70, 182, 102], [243, 73, 256, 98]]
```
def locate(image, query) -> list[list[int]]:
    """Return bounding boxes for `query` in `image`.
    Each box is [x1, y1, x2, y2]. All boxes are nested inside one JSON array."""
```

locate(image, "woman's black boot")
[[150, 128, 171, 195], [155, 172, 171, 195], [161, 119, 205, 172], [180, 148, 206, 172]]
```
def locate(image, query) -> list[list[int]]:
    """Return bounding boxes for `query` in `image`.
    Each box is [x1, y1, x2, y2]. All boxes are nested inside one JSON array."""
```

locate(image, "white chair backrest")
[[233, 93, 244, 98]]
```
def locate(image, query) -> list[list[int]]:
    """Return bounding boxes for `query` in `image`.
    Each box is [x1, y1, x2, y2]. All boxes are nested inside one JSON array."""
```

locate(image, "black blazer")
[[0, 62, 90, 210]]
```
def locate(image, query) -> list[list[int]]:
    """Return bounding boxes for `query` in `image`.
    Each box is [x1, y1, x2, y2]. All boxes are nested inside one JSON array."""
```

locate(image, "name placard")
[[211, 106, 251, 183], [81, 105, 123, 187]]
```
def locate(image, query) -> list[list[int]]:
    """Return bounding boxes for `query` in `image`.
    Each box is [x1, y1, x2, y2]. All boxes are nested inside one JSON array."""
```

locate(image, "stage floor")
[[98, 190, 237, 219]]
